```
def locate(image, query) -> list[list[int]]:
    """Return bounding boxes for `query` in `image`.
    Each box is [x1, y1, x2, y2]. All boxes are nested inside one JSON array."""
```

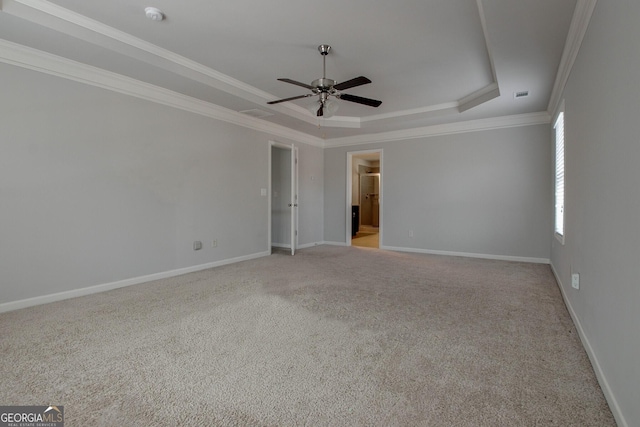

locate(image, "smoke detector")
[[145, 7, 164, 21]]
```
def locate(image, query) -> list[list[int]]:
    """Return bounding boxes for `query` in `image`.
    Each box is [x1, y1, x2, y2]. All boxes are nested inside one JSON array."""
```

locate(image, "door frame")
[[268, 141, 298, 255], [346, 149, 383, 246]]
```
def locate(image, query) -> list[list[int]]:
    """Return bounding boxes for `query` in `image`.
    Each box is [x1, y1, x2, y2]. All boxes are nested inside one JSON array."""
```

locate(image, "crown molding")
[[1, 0, 350, 129], [323, 112, 551, 148], [476, 0, 498, 83], [357, 82, 499, 127], [0, 38, 549, 151], [2, 0, 324, 126], [1, 0, 264, 98], [457, 82, 500, 113], [2, 0, 551, 151], [0, 39, 324, 147], [547, 0, 598, 115], [360, 102, 459, 126], [2, 0, 502, 131]]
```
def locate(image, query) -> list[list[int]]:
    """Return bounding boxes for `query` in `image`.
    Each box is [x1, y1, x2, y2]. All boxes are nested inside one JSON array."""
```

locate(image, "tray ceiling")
[[0, 0, 578, 142]]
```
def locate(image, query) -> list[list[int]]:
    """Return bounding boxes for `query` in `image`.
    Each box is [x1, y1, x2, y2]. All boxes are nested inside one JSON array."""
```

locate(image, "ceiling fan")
[[267, 45, 382, 118]]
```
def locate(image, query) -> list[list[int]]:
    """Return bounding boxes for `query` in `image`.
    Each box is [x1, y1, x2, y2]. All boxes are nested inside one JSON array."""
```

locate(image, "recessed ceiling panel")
[[1, 0, 579, 140], [41, 0, 495, 115]]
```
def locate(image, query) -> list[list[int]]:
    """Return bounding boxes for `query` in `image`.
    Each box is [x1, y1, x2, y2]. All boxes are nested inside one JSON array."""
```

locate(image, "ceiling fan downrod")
[[312, 45, 336, 93], [319, 44, 331, 78]]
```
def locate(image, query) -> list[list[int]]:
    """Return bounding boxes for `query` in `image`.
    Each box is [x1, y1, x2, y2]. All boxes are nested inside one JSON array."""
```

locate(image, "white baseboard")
[[550, 264, 628, 427], [381, 245, 550, 264], [272, 242, 323, 250], [0, 250, 270, 314], [271, 243, 291, 249], [297, 242, 323, 249], [321, 241, 349, 247]]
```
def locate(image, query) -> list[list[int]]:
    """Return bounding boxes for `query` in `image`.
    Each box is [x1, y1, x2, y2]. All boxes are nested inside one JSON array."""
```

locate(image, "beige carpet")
[[0, 246, 615, 426]]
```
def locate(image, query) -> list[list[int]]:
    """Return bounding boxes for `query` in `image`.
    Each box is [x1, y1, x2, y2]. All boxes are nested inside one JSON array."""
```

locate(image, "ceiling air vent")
[[514, 90, 529, 99], [239, 109, 274, 118]]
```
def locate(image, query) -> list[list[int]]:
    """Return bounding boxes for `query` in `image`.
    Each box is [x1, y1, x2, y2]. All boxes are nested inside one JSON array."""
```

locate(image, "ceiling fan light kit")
[[307, 98, 339, 118], [267, 45, 382, 118]]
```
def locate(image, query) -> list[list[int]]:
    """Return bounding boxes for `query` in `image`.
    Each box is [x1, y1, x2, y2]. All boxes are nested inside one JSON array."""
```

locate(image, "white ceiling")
[[0, 0, 577, 142]]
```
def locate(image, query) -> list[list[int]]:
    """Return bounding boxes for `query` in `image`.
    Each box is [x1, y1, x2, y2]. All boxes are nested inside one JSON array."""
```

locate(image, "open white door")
[[269, 141, 298, 256], [290, 146, 299, 255]]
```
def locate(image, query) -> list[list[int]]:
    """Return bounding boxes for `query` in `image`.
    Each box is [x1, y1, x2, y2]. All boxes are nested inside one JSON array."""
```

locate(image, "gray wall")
[[325, 125, 552, 260], [551, 2, 640, 425], [0, 63, 324, 305]]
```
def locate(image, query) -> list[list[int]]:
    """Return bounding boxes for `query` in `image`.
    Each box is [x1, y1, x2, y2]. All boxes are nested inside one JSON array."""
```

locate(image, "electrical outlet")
[[408, 230, 414, 238], [193, 241, 202, 251], [212, 239, 217, 248], [571, 273, 580, 290]]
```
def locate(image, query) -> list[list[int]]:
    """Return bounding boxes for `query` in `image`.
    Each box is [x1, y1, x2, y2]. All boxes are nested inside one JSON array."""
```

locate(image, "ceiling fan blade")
[[317, 103, 324, 117], [339, 93, 382, 107], [277, 78, 315, 90], [267, 94, 312, 104], [333, 76, 371, 91]]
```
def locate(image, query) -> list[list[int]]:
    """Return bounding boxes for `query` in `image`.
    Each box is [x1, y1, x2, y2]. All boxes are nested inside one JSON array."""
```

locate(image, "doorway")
[[269, 142, 298, 255], [346, 150, 382, 249]]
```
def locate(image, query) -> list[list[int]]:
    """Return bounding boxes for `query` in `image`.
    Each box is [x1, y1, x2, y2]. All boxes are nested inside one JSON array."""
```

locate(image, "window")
[[554, 110, 565, 242]]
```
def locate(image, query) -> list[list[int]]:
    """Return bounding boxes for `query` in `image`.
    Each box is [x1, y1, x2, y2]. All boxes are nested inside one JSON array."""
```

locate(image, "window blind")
[[554, 112, 565, 237]]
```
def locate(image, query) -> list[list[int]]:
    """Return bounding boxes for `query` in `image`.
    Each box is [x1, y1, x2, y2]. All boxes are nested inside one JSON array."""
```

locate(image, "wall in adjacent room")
[[324, 124, 552, 261]]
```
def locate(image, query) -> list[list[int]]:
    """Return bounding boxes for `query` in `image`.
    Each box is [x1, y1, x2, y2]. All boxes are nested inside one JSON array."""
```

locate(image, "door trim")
[[290, 145, 299, 255]]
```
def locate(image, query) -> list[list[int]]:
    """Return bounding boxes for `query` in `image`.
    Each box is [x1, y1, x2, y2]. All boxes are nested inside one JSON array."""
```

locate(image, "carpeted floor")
[[0, 246, 615, 426]]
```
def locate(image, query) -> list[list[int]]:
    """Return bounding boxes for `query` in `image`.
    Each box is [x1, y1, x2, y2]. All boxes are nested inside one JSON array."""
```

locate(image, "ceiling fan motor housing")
[[311, 78, 337, 92]]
